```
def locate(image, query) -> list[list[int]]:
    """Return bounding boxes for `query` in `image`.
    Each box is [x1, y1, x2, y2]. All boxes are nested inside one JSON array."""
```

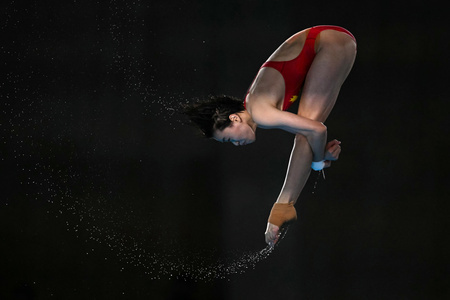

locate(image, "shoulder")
[[249, 102, 291, 129]]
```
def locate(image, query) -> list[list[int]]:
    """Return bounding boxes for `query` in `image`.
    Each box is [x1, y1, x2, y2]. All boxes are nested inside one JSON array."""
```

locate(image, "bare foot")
[[264, 222, 280, 248]]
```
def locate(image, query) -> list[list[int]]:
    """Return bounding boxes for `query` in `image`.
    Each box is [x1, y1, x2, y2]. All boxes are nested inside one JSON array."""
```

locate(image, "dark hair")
[[182, 95, 245, 138]]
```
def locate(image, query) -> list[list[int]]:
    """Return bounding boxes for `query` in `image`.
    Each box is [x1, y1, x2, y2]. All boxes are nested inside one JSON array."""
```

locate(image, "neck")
[[239, 110, 257, 132]]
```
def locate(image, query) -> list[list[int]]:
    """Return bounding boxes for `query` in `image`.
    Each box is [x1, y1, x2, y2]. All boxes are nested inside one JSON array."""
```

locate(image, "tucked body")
[[184, 25, 357, 246]]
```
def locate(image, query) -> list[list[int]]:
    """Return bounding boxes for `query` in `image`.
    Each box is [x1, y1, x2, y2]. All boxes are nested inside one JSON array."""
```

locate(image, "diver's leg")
[[298, 30, 357, 122], [266, 31, 356, 245], [276, 31, 357, 205]]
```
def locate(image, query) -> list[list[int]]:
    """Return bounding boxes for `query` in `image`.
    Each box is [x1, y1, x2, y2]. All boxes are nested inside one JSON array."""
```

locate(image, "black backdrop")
[[1, 0, 448, 299]]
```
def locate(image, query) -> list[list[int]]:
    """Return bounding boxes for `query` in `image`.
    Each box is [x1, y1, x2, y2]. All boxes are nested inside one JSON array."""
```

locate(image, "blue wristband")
[[311, 160, 325, 171]]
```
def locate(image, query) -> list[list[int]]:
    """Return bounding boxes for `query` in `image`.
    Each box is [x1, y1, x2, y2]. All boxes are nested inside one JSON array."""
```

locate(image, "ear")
[[229, 113, 241, 122]]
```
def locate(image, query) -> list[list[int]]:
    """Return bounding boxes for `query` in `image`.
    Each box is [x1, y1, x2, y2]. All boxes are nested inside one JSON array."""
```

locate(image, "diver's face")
[[213, 116, 255, 146]]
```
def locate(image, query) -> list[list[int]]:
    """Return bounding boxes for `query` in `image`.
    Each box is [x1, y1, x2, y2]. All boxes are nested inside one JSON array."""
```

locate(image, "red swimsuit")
[[245, 25, 356, 111]]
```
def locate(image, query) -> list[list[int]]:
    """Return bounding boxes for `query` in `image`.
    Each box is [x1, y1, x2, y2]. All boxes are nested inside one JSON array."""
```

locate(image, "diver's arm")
[[252, 106, 327, 162]]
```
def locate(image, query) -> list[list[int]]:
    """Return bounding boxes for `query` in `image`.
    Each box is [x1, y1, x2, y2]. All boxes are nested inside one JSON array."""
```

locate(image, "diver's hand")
[[265, 222, 280, 248], [324, 139, 341, 161]]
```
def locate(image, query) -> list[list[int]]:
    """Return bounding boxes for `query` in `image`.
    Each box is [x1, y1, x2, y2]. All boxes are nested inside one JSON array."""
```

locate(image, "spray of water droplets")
[[1, 0, 280, 282], [35, 164, 281, 281]]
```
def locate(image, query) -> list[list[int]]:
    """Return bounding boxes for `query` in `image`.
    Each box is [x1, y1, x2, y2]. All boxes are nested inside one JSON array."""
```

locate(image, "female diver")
[[184, 25, 357, 247]]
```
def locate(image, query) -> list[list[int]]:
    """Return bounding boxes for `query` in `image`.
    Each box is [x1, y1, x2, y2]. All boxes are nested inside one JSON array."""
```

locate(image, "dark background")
[[1, 0, 448, 299]]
